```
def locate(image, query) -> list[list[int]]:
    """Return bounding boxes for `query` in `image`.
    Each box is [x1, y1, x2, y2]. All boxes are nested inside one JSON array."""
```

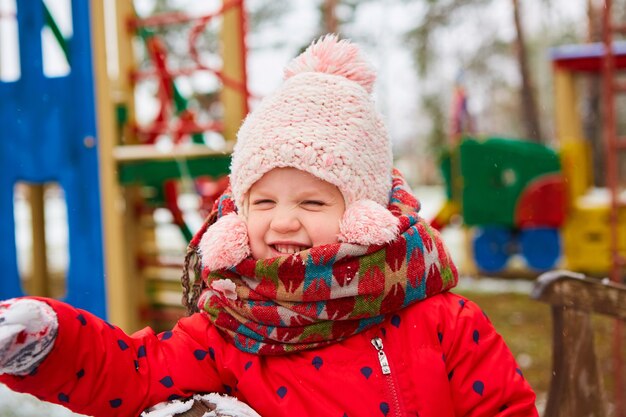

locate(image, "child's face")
[[246, 167, 345, 259]]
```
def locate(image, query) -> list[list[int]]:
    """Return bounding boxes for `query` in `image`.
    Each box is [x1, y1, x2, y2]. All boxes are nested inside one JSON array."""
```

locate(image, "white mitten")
[[0, 298, 58, 375], [142, 393, 261, 417]]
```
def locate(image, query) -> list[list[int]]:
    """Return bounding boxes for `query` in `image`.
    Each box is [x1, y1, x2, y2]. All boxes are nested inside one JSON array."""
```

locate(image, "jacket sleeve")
[[442, 297, 539, 417], [0, 297, 224, 417]]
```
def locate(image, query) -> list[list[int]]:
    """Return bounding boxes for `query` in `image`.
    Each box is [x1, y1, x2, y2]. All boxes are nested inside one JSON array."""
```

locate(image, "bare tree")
[[322, 0, 339, 34], [511, 0, 544, 142], [583, 0, 604, 185]]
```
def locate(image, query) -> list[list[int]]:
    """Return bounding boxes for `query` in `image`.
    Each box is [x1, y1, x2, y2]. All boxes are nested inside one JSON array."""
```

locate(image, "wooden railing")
[[532, 270, 626, 417]]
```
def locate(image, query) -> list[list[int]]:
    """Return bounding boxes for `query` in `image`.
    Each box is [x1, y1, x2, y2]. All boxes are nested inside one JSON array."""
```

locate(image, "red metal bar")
[[187, 3, 250, 99], [130, 0, 243, 29], [602, 1, 625, 415], [611, 24, 626, 34], [616, 138, 626, 150], [614, 81, 626, 92], [129, 0, 251, 144]]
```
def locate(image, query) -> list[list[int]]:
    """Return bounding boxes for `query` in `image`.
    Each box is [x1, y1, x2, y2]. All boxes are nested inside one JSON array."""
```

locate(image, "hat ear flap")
[[199, 213, 251, 270], [338, 199, 400, 246]]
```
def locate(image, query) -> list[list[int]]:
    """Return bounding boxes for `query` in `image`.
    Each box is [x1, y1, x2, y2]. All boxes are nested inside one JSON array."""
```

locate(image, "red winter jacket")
[[0, 293, 537, 417]]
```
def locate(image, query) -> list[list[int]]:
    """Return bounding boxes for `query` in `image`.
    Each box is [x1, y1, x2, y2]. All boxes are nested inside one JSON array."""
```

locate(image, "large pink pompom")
[[199, 213, 250, 270], [284, 34, 376, 93], [338, 199, 400, 245]]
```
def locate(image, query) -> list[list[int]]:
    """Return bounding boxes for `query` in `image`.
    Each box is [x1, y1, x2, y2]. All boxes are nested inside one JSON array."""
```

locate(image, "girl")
[[0, 35, 538, 417]]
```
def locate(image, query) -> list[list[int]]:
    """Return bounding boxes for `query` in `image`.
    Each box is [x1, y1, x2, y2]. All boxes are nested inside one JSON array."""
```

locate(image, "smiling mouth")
[[271, 244, 309, 254]]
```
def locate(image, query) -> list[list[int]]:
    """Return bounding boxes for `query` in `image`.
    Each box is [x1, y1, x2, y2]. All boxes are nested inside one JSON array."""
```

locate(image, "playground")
[[0, 0, 625, 416]]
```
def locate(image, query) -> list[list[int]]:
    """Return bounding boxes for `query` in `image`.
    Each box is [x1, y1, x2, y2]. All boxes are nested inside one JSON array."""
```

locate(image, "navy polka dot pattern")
[[472, 381, 485, 396], [109, 398, 122, 408], [312, 356, 323, 370], [137, 345, 146, 358], [160, 376, 174, 388], [194, 349, 208, 360], [0, 291, 539, 417]]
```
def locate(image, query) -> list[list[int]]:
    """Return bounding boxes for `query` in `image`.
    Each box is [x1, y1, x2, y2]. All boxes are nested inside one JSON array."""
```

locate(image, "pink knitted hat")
[[200, 35, 399, 270]]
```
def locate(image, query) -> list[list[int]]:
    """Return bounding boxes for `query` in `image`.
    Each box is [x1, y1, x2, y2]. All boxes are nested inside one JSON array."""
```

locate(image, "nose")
[[269, 207, 301, 234]]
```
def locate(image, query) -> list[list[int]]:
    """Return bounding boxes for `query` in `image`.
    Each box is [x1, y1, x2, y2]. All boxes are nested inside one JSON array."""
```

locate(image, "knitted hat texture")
[[199, 35, 399, 271], [230, 34, 393, 211]]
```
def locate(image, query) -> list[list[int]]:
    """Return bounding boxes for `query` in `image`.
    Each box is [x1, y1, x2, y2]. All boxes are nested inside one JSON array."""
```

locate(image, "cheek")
[[306, 213, 342, 245], [246, 219, 266, 259], [246, 217, 264, 243]]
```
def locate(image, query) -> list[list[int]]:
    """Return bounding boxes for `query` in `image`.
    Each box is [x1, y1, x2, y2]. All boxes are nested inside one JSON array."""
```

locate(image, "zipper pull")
[[371, 337, 391, 375]]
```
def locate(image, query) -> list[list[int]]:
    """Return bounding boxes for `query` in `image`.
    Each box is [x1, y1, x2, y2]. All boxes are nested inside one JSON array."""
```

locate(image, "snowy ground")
[[0, 386, 87, 417]]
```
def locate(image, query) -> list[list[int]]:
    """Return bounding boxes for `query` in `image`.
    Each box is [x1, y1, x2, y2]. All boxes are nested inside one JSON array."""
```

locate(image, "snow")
[[0, 384, 87, 417]]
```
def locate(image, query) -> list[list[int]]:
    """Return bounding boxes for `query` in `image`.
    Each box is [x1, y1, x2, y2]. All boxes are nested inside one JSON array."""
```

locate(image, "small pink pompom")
[[284, 34, 376, 93], [338, 199, 399, 245], [199, 213, 250, 270]]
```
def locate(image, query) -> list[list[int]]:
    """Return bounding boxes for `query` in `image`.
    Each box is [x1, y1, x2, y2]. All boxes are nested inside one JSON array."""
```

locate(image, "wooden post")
[[544, 307, 607, 417], [220, 0, 248, 142], [90, 0, 140, 331], [532, 271, 626, 417], [27, 183, 49, 297]]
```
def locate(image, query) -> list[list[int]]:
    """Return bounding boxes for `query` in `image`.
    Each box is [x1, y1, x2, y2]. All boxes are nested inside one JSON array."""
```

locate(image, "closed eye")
[[301, 200, 325, 207], [251, 199, 275, 205]]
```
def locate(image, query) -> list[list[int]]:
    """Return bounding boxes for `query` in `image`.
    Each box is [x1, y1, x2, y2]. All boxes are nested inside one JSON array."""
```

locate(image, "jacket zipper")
[[371, 337, 405, 417]]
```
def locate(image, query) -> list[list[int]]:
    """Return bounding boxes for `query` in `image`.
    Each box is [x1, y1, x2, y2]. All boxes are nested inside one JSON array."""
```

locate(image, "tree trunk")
[[584, 0, 604, 186], [511, 0, 543, 142], [322, 0, 339, 34]]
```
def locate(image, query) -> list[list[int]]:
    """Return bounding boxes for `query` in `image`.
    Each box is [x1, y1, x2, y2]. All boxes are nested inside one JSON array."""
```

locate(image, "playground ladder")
[[601, 0, 625, 415]]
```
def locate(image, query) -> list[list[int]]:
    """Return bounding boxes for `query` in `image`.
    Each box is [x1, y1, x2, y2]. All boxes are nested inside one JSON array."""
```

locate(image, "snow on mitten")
[[141, 393, 261, 417], [0, 298, 58, 375]]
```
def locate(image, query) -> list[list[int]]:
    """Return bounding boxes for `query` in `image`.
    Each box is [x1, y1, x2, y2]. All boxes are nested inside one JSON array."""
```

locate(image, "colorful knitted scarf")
[[194, 170, 458, 355]]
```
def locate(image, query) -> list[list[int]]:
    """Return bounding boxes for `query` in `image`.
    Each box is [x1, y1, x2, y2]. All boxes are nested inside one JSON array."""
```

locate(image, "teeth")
[[274, 244, 305, 254]]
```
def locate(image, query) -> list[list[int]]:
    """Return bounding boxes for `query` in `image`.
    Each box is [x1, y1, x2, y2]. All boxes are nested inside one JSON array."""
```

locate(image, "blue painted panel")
[[520, 228, 561, 271], [472, 226, 513, 273], [0, 1, 106, 318]]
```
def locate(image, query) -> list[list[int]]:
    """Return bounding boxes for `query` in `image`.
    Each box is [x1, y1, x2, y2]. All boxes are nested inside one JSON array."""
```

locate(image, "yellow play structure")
[[552, 42, 626, 274], [91, 1, 248, 331]]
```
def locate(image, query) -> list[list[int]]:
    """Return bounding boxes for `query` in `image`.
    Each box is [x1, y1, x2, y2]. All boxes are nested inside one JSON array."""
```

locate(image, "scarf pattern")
[[197, 170, 458, 355]]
